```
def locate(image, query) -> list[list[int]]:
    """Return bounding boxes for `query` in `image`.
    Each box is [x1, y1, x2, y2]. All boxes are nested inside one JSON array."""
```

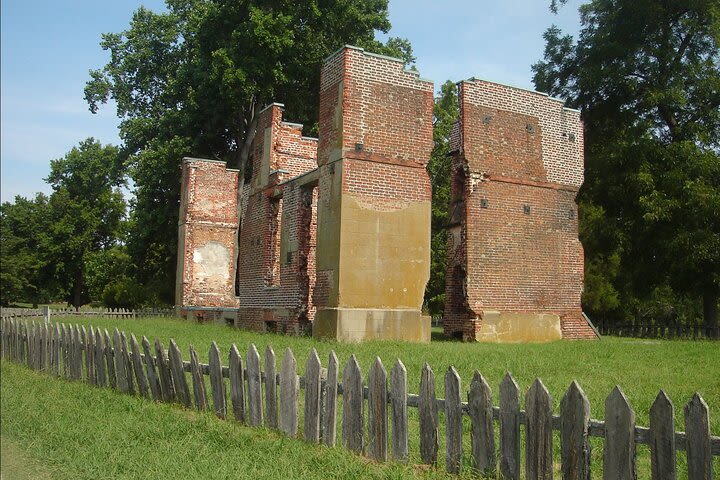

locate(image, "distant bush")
[[102, 277, 146, 309]]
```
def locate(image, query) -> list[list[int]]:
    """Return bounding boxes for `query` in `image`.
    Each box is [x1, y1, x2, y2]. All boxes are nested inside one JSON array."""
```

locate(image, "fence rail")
[[1, 317, 718, 479], [598, 321, 720, 340], [0, 307, 174, 320]]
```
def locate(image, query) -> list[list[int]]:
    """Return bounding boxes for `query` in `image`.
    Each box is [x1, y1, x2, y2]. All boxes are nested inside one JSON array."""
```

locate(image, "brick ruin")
[[443, 79, 597, 341], [176, 46, 597, 342]]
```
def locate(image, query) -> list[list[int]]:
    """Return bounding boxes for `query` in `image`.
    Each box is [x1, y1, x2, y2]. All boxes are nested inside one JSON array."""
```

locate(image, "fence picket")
[[154, 338, 175, 402], [560, 380, 591, 480], [469, 371, 495, 474], [342, 354, 364, 454], [246, 344, 263, 427], [304, 349, 322, 443], [141, 336, 161, 401], [500, 373, 521, 480], [86, 327, 96, 384], [684, 393, 712, 480], [323, 351, 339, 447], [419, 362, 438, 465], [445, 366, 463, 474], [229, 344, 246, 423], [526, 378, 553, 480], [40, 322, 48, 371], [368, 357, 388, 462], [104, 329, 116, 389], [265, 346, 278, 429], [80, 326, 89, 381], [168, 340, 191, 407], [94, 328, 107, 387], [130, 334, 148, 398], [649, 390, 676, 480], [120, 332, 135, 395], [113, 329, 129, 392], [391, 359, 408, 462], [209, 342, 226, 419], [279, 347, 299, 437], [28, 322, 35, 369], [51, 322, 60, 377], [603, 386, 636, 480], [74, 325, 84, 380], [189, 345, 208, 410]]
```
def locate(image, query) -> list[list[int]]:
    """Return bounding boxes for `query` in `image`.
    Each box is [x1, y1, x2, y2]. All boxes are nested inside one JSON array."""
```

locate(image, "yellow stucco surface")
[[474, 311, 562, 343]]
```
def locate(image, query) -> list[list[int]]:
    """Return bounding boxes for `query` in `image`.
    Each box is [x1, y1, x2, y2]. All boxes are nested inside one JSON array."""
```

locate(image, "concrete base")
[[313, 308, 431, 342], [473, 311, 562, 343]]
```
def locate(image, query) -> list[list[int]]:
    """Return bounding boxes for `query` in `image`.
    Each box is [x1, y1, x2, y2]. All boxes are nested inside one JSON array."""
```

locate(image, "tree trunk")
[[703, 290, 718, 339]]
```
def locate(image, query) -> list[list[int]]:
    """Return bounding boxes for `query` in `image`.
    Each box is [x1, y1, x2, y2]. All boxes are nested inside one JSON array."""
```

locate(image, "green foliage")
[[533, 0, 720, 328], [84, 247, 133, 301], [44, 139, 127, 308], [86, 0, 414, 304], [424, 81, 459, 315], [102, 277, 146, 309], [0, 194, 52, 306]]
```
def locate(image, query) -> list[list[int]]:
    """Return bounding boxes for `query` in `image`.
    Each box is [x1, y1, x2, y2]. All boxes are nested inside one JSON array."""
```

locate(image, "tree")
[[45, 139, 126, 308], [85, 0, 414, 304], [0, 194, 52, 306], [533, 0, 720, 331], [424, 81, 458, 315]]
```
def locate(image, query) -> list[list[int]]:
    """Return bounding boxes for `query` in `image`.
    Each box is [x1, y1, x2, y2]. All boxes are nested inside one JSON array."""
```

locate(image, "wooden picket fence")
[[1, 317, 718, 479], [0, 307, 174, 320]]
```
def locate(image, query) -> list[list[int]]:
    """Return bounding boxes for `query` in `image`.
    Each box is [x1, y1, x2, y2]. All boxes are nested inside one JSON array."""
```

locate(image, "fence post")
[[154, 338, 174, 402], [603, 386, 636, 480], [323, 351, 339, 447], [189, 345, 208, 410], [279, 347, 298, 437], [304, 349, 322, 443], [104, 329, 116, 389], [526, 378, 553, 480], [469, 371, 495, 474], [560, 381, 591, 480], [265, 346, 278, 429], [209, 342, 226, 419], [419, 362, 438, 465], [368, 357, 388, 463], [649, 390, 676, 480], [246, 344, 263, 427], [500, 373, 521, 480], [229, 344, 246, 424], [445, 366, 463, 474], [130, 334, 148, 398], [684, 393, 711, 479], [141, 336, 160, 401], [391, 359, 408, 462], [94, 329, 107, 387], [342, 354, 364, 454], [168, 339, 191, 407], [43, 305, 50, 324]]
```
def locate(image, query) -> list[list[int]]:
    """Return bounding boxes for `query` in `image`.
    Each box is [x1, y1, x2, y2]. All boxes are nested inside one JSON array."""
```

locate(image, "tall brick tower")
[[313, 46, 434, 342], [443, 79, 598, 342]]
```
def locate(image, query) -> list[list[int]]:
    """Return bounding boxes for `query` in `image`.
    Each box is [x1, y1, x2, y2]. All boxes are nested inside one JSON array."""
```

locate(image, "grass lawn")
[[2, 315, 719, 478]]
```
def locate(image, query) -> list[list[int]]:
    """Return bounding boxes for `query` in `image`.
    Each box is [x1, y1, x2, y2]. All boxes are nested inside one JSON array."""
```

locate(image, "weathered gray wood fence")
[[0, 307, 173, 320], [1, 317, 718, 479]]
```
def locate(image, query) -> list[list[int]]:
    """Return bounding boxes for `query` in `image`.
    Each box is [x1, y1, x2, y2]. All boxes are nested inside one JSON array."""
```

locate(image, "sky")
[[0, 0, 583, 203]]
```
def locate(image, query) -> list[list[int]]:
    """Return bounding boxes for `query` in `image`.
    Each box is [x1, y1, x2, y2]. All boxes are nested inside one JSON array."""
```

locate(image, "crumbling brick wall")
[[176, 159, 241, 313], [313, 46, 433, 341], [444, 79, 597, 341], [235, 103, 319, 334]]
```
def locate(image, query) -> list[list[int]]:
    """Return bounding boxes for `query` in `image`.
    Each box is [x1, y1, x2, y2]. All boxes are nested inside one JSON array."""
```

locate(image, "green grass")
[[3, 315, 719, 478]]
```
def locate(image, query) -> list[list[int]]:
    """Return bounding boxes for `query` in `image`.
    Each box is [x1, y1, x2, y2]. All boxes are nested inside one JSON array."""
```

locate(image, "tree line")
[[1, 0, 717, 331]]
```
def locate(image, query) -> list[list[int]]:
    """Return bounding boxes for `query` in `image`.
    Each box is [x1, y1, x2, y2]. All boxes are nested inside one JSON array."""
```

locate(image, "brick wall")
[[236, 103, 319, 334], [176, 158, 240, 309], [444, 79, 597, 340]]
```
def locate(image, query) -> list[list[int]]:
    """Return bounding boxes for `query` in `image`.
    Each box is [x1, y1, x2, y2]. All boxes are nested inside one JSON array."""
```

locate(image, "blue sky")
[[1, 0, 582, 203]]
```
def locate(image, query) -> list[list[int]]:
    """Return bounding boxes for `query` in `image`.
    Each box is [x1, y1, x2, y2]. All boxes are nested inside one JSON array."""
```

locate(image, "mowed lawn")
[[2, 315, 719, 478]]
